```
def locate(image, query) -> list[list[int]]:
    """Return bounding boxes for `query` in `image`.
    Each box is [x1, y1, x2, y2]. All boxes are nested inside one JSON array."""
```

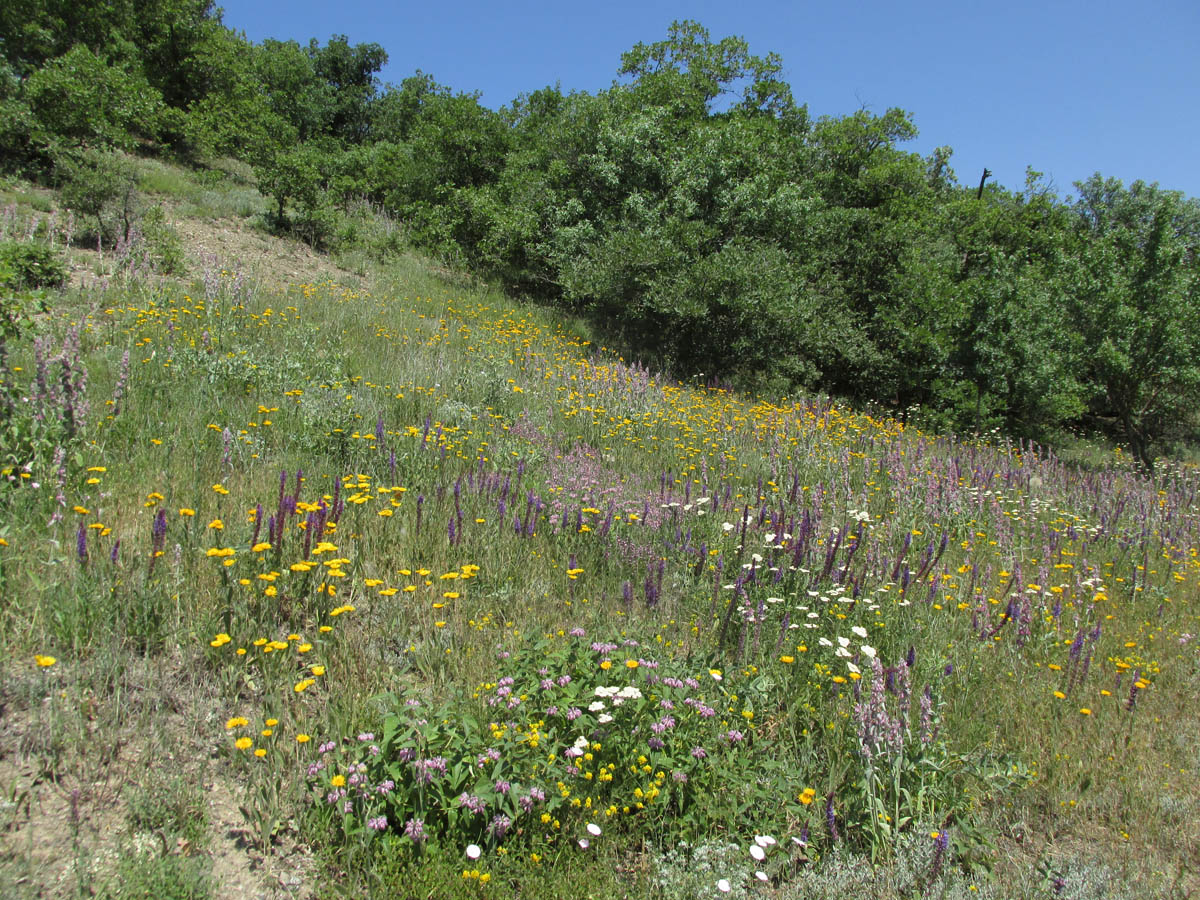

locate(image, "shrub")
[[140, 206, 187, 275], [56, 150, 141, 247], [25, 45, 165, 155], [0, 240, 67, 289]]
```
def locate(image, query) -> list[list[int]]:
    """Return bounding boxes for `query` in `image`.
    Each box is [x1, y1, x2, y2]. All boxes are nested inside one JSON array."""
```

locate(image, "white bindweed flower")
[[578, 838, 589, 849], [749, 844, 766, 861], [754, 834, 776, 847], [756, 870, 769, 882], [587, 822, 602, 836], [851, 625, 869, 638], [717, 879, 731, 893], [861, 644, 877, 659], [466, 844, 481, 860]]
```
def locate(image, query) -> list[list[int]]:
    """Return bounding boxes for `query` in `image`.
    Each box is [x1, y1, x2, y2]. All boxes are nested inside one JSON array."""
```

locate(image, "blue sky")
[[219, 0, 1199, 199]]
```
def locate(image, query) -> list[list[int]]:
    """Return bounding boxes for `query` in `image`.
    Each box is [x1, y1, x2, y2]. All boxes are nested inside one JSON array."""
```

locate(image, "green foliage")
[[618, 19, 799, 121], [307, 33, 387, 143], [1067, 176, 1200, 468], [99, 850, 211, 900], [139, 206, 186, 275], [126, 771, 210, 848], [56, 149, 142, 245], [254, 142, 340, 247], [0, 240, 66, 289], [311, 632, 813, 851], [24, 45, 166, 155]]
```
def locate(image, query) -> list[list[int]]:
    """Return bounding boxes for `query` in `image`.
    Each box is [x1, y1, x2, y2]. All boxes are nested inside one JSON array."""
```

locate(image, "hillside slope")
[[1, 161, 1198, 900]]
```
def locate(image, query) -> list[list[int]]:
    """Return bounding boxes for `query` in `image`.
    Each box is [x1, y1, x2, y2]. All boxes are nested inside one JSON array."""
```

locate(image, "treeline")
[[3, 7, 1198, 465]]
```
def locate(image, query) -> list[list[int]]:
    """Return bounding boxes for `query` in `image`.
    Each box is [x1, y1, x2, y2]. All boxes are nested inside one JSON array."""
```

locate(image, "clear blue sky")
[[218, 0, 1199, 199]]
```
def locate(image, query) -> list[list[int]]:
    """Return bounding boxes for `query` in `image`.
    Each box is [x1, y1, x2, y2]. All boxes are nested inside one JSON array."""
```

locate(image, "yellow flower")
[[179, 508, 195, 517], [210, 633, 232, 647], [265, 718, 278, 727], [235, 737, 253, 751], [254, 748, 267, 758], [73, 506, 90, 515], [296, 734, 310, 743], [1079, 708, 1092, 715], [34, 654, 57, 667], [1053, 690, 1066, 699], [599, 660, 612, 670], [225, 716, 249, 730], [780, 655, 794, 664], [251, 542, 272, 552], [625, 659, 639, 669], [311, 666, 325, 676], [208, 519, 224, 530], [212, 484, 229, 495], [294, 678, 316, 693], [331, 775, 346, 788]]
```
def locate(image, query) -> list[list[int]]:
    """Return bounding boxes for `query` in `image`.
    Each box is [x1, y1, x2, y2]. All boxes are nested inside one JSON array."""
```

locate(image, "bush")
[[56, 149, 142, 247], [141, 206, 187, 275], [25, 45, 165, 155], [0, 241, 67, 289]]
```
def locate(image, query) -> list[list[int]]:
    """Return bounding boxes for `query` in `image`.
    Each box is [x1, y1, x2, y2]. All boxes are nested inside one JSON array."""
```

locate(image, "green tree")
[[24, 44, 165, 154], [307, 34, 387, 143], [255, 39, 334, 142], [618, 19, 800, 123], [1068, 175, 1200, 468]]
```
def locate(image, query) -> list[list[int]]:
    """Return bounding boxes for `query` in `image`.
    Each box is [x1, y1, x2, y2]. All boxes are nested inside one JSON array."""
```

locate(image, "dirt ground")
[[0, 657, 317, 898]]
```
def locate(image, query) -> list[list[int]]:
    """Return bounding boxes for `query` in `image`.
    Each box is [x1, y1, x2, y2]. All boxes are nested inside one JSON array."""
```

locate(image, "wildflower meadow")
[[1, 171, 1199, 899]]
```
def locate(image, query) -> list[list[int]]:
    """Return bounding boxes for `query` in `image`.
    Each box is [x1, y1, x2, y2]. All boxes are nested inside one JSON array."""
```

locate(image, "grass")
[[134, 156, 267, 221], [1, 161, 1198, 898]]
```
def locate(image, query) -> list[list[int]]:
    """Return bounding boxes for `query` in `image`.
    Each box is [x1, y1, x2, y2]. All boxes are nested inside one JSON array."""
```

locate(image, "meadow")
[[1, 169, 1199, 900]]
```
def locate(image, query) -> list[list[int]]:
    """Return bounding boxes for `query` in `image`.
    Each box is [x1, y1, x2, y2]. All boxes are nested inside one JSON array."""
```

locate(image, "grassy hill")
[[1, 160, 1198, 899]]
